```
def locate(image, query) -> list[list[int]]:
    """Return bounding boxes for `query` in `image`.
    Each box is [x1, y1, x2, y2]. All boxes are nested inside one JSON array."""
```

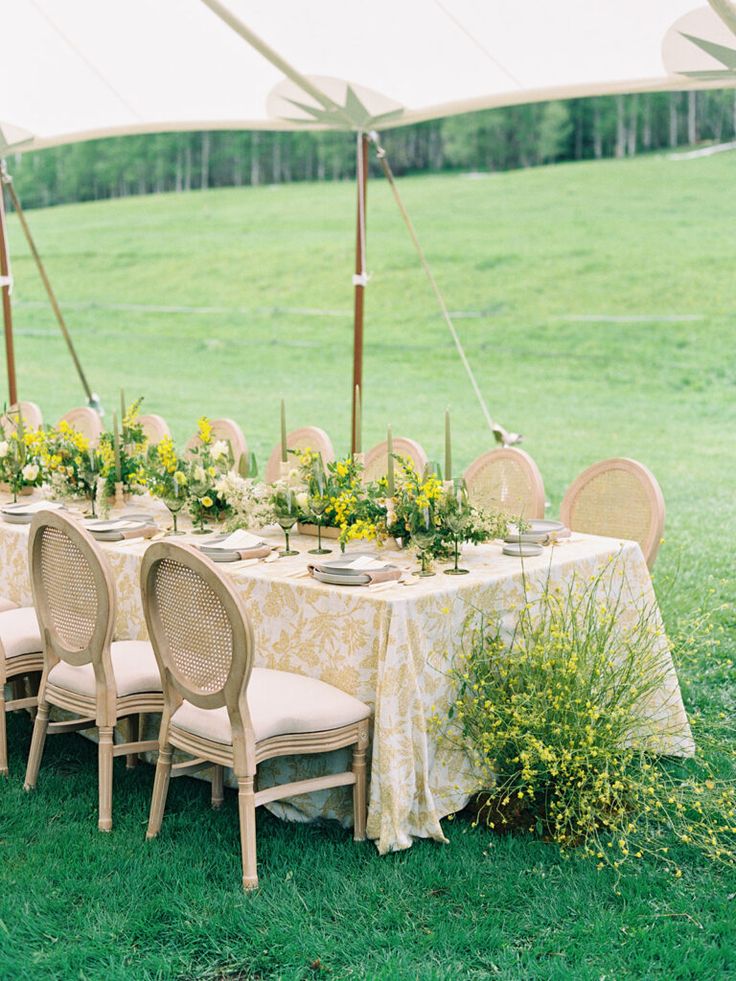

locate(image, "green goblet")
[[308, 494, 331, 555], [412, 526, 436, 577]]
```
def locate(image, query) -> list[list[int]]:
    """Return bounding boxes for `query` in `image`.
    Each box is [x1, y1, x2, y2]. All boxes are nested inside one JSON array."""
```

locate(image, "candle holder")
[[279, 460, 291, 481], [113, 481, 127, 511]]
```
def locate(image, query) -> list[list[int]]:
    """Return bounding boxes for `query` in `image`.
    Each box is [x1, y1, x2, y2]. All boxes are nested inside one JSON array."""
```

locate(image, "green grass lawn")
[[1, 152, 735, 979]]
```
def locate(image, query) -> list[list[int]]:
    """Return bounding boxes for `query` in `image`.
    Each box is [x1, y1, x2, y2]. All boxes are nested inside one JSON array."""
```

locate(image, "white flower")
[[0, 441, 8, 459], [22, 463, 39, 483], [194, 465, 206, 483], [211, 440, 229, 461], [295, 492, 309, 511]]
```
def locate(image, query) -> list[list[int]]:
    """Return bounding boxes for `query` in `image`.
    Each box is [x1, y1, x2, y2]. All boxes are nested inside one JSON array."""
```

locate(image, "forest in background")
[[7, 88, 736, 209]]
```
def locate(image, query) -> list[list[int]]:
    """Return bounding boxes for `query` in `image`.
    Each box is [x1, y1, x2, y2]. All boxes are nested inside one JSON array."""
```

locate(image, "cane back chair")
[[24, 510, 163, 829], [186, 418, 247, 464], [0, 605, 43, 775], [265, 427, 335, 483], [1, 401, 43, 433], [141, 541, 371, 890], [560, 458, 665, 569], [464, 447, 545, 520], [363, 437, 428, 485], [139, 413, 171, 445], [57, 407, 103, 446]]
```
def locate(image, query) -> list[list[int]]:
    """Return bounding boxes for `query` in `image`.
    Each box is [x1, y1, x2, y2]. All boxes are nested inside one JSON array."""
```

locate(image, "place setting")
[[307, 552, 402, 588], [502, 518, 571, 557], [0, 499, 66, 524], [83, 513, 159, 542]]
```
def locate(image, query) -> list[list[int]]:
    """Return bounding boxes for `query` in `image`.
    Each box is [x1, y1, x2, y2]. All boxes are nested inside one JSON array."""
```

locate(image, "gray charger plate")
[[312, 569, 371, 586], [502, 542, 543, 557], [314, 553, 385, 577], [1, 502, 66, 525], [199, 534, 267, 563], [505, 519, 565, 544]]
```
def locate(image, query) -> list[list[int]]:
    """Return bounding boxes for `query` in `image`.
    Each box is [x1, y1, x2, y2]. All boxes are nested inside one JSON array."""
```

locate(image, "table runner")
[[0, 507, 693, 854]]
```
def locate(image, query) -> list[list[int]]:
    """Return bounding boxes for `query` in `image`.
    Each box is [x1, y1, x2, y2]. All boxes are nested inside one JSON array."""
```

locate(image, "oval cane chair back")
[[363, 437, 428, 485], [185, 418, 247, 463], [264, 427, 335, 483], [141, 542, 254, 716], [1, 401, 43, 433], [28, 510, 115, 670], [139, 413, 171, 445], [464, 447, 545, 519], [57, 407, 103, 446], [560, 458, 665, 569]]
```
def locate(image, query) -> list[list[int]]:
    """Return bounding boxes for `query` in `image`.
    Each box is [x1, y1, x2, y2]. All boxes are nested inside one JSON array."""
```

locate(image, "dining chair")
[[560, 457, 665, 569], [464, 447, 545, 519], [141, 541, 371, 890], [23, 510, 163, 830], [186, 418, 247, 463], [139, 413, 171, 445], [264, 427, 335, 482], [1, 401, 43, 433], [0, 605, 43, 776], [57, 407, 103, 446], [363, 437, 428, 484]]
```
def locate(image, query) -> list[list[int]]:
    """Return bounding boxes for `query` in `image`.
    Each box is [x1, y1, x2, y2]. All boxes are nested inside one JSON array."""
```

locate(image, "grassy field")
[[1, 151, 734, 979]]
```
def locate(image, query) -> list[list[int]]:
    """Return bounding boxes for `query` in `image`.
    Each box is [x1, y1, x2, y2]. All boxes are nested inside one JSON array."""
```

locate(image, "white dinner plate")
[[198, 534, 267, 563], [312, 569, 371, 586], [0, 501, 65, 524], [502, 542, 543, 557]]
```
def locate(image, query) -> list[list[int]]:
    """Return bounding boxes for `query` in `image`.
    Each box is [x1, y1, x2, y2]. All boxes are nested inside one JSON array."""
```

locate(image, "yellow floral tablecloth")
[[0, 506, 693, 854]]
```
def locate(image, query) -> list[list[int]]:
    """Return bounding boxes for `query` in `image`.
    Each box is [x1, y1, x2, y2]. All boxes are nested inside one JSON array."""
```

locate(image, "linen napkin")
[[201, 529, 271, 560]]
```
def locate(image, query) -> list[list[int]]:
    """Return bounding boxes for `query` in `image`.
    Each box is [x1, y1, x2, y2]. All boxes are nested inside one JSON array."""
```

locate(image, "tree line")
[[6, 89, 736, 209]]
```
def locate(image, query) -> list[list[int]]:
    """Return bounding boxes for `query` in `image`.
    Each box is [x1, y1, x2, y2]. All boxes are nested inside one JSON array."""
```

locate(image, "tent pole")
[[2, 164, 94, 404], [0, 168, 17, 406], [351, 132, 368, 454]]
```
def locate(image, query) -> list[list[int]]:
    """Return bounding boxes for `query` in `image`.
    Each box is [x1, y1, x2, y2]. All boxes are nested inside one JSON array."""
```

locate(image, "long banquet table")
[[0, 500, 694, 854]]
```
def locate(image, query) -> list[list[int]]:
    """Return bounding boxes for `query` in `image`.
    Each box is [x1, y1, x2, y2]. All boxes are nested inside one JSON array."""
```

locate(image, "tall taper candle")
[[386, 424, 394, 496], [444, 408, 452, 483], [355, 385, 362, 454], [113, 412, 122, 481], [280, 399, 287, 463], [120, 388, 126, 425]]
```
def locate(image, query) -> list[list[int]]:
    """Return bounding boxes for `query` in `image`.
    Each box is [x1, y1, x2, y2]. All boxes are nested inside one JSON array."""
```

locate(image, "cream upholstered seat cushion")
[[0, 606, 42, 659], [0, 596, 19, 613], [48, 640, 162, 697], [172, 668, 371, 745]]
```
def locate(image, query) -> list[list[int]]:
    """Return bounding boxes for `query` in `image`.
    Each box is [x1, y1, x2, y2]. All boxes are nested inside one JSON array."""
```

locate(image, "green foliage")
[[439, 561, 736, 874]]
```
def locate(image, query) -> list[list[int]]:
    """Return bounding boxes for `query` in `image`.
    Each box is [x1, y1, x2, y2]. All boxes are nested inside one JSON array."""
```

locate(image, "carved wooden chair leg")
[[24, 701, 50, 790], [125, 715, 139, 769], [146, 743, 173, 839], [211, 764, 224, 809], [238, 775, 258, 891], [23, 676, 38, 719], [0, 688, 7, 776], [98, 725, 114, 831], [352, 740, 368, 842]]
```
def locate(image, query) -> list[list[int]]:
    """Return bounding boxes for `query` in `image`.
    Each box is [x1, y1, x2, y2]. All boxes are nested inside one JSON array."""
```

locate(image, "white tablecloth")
[[0, 505, 693, 854]]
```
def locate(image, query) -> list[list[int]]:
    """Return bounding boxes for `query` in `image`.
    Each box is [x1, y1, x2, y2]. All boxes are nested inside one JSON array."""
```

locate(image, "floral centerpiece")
[[44, 420, 99, 514], [96, 398, 148, 506], [186, 417, 233, 531], [289, 450, 386, 551], [387, 458, 508, 574], [214, 470, 275, 531], [0, 421, 47, 500], [145, 434, 189, 534]]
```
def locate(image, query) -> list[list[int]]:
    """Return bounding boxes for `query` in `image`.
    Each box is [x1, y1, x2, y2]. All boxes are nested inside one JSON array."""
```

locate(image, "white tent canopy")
[[1, 1, 736, 151]]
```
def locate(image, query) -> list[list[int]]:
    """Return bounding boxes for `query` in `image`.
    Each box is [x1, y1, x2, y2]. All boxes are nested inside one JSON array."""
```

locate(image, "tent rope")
[[1, 160, 99, 410], [368, 132, 521, 446]]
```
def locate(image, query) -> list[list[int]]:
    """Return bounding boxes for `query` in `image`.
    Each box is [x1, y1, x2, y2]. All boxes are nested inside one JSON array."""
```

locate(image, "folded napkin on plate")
[[228, 544, 271, 561], [307, 556, 402, 586], [116, 524, 158, 541], [205, 530, 266, 551]]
